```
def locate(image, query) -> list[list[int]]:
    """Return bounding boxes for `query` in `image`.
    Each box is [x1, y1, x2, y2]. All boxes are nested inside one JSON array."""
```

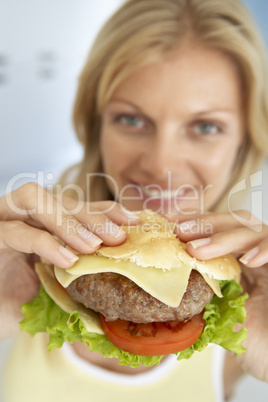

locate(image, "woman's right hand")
[[0, 182, 140, 339]]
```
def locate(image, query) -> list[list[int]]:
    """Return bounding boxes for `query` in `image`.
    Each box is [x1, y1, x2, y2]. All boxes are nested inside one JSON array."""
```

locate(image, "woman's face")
[[100, 46, 244, 215]]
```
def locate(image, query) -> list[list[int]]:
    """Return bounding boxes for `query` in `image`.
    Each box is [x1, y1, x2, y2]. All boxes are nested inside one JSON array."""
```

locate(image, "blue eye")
[[193, 123, 220, 135], [115, 114, 143, 128]]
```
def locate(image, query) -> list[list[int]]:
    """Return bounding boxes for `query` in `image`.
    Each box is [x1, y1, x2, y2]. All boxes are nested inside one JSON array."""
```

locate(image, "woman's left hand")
[[171, 210, 268, 382]]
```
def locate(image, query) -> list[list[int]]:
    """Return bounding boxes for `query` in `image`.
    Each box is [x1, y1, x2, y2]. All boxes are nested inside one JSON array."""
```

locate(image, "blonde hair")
[[66, 0, 268, 211]]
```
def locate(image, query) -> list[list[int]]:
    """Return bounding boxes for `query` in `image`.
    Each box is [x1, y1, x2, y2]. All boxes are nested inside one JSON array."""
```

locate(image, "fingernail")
[[121, 208, 140, 220], [77, 225, 103, 247], [239, 246, 260, 265], [59, 245, 79, 264], [188, 237, 211, 249], [104, 221, 125, 238], [177, 220, 197, 234]]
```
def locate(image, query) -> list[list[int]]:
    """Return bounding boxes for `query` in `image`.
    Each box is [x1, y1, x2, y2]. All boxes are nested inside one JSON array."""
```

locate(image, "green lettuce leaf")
[[20, 280, 248, 367], [20, 286, 162, 368], [178, 280, 248, 360]]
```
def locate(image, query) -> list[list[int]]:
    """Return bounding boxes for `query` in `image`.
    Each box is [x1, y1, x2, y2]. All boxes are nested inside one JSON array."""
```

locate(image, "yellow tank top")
[[2, 333, 225, 402]]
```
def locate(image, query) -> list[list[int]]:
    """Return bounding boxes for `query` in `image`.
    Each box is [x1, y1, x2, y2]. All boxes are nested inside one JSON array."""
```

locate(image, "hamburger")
[[20, 210, 248, 367]]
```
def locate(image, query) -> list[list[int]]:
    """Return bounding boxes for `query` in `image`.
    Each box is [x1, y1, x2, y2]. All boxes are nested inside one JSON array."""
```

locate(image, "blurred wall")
[[0, 0, 124, 195]]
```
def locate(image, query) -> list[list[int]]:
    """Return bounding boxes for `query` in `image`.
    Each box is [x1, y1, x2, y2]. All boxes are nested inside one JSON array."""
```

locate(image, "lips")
[[139, 185, 188, 200], [119, 180, 199, 214]]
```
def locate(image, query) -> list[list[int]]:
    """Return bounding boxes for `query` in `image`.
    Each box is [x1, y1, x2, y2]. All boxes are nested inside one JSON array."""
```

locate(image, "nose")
[[139, 126, 186, 181]]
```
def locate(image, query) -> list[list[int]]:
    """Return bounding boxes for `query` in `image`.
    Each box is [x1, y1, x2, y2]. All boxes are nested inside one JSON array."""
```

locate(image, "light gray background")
[[0, 1, 268, 401]]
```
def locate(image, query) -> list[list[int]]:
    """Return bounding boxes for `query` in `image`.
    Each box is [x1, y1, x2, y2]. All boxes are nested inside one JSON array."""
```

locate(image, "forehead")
[[109, 46, 243, 117]]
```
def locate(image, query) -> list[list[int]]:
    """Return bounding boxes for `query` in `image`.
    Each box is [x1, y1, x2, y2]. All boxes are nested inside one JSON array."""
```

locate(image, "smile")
[[139, 185, 188, 200]]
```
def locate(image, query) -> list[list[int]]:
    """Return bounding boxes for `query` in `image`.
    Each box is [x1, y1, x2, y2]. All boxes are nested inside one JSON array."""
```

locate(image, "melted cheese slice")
[[35, 262, 104, 335], [54, 254, 222, 308], [200, 273, 222, 298]]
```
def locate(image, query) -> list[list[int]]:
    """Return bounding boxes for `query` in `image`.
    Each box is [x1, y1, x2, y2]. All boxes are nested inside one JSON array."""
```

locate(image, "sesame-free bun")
[[97, 209, 241, 281]]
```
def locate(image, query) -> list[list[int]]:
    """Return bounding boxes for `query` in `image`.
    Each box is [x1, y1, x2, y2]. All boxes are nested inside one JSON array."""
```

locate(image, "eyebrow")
[[107, 98, 143, 111], [108, 98, 237, 117], [191, 108, 237, 116]]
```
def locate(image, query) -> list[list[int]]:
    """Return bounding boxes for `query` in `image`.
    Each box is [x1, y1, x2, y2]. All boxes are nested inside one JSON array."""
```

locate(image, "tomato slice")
[[100, 314, 205, 356]]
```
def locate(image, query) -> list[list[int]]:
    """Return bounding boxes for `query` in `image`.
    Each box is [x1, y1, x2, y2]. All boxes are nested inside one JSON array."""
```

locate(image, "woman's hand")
[[0, 182, 140, 339], [171, 210, 268, 383]]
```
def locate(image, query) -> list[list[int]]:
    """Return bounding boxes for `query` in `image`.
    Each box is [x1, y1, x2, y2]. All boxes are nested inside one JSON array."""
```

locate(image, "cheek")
[[200, 142, 240, 183], [196, 143, 241, 209], [100, 129, 114, 174], [100, 128, 136, 178]]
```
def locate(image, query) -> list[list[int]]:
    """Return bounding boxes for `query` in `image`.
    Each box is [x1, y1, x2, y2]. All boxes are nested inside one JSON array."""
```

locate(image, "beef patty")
[[66, 270, 213, 323]]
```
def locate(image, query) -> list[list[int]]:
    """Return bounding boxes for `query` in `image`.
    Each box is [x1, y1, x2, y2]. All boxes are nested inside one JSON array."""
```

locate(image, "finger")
[[68, 215, 128, 247], [0, 182, 47, 222], [55, 194, 141, 226], [56, 198, 141, 246], [170, 212, 230, 241], [3, 183, 125, 251], [62, 200, 141, 245], [239, 237, 268, 268], [167, 210, 259, 228], [0, 221, 79, 268], [26, 191, 106, 254], [174, 211, 263, 242], [75, 201, 140, 226], [186, 226, 266, 261], [1, 183, 139, 227], [38, 207, 127, 251]]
